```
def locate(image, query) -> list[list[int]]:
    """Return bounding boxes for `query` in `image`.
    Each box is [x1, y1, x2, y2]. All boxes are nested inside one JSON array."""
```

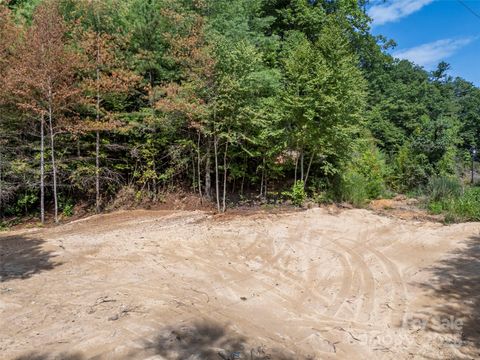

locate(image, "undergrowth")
[[426, 176, 480, 222]]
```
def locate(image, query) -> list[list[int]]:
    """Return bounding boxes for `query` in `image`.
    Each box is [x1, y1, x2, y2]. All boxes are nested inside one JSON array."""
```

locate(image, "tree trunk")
[[222, 140, 229, 213], [264, 172, 267, 198], [95, 37, 101, 214], [40, 114, 45, 224], [259, 169, 264, 197], [304, 153, 315, 189], [192, 150, 196, 193], [152, 159, 157, 201], [240, 156, 246, 197], [95, 130, 100, 213], [205, 138, 211, 199], [300, 150, 304, 182], [197, 131, 203, 200], [294, 151, 299, 184], [240, 174, 245, 197], [259, 157, 265, 197], [214, 135, 220, 212], [48, 92, 58, 223], [0, 149, 3, 220]]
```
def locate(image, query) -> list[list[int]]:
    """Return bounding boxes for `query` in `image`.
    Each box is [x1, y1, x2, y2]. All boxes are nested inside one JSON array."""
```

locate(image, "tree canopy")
[[1, 0, 479, 220]]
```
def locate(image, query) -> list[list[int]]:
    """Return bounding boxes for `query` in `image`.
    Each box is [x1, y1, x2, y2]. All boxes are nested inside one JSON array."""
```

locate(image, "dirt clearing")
[[1, 208, 480, 359]]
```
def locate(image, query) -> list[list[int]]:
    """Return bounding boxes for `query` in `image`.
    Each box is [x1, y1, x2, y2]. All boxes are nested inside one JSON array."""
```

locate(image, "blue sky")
[[368, 0, 480, 86]]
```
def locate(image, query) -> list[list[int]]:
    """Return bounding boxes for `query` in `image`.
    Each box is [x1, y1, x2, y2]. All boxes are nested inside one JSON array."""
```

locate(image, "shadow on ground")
[[11, 321, 313, 359], [143, 320, 311, 360], [0, 234, 60, 282], [13, 352, 84, 360], [420, 235, 480, 357]]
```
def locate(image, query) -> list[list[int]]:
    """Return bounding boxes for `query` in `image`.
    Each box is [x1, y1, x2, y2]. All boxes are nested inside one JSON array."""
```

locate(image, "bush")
[[426, 175, 462, 202], [7, 191, 38, 216], [392, 143, 431, 192], [427, 186, 480, 222], [340, 171, 369, 207], [447, 187, 480, 221], [62, 202, 74, 217], [338, 140, 389, 207], [0, 221, 8, 231], [282, 180, 307, 206]]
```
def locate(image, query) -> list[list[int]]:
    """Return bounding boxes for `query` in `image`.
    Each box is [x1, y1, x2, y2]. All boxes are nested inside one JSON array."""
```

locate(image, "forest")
[[1, 0, 480, 224]]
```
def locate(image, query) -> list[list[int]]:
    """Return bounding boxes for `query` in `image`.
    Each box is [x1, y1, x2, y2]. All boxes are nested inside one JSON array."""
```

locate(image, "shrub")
[[62, 202, 74, 217], [392, 143, 431, 192], [427, 186, 480, 222], [283, 180, 307, 206], [340, 171, 369, 207], [448, 187, 480, 221], [338, 140, 389, 207], [426, 175, 462, 202], [0, 221, 8, 231]]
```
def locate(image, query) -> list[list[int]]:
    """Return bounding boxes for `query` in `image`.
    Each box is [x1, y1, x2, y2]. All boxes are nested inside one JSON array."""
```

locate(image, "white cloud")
[[369, 0, 434, 26], [393, 37, 475, 67]]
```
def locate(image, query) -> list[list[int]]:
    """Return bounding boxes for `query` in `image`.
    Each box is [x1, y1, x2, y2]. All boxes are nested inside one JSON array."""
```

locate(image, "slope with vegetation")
[[1, 0, 480, 223]]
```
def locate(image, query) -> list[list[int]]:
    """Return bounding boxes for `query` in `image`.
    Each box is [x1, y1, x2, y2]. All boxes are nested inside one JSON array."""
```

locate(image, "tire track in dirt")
[[322, 248, 354, 319], [365, 245, 408, 327], [342, 224, 409, 328], [209, 220, 332, 310]]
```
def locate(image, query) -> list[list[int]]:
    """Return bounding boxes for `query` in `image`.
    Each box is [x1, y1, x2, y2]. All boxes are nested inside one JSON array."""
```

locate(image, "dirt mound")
[[369, 196, 443, 222]]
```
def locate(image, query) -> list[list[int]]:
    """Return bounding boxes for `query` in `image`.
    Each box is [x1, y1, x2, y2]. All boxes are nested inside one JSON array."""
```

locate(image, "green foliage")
[[58, 196, 75, 217], [0, 220, 9, 231], [282, 180, 306, 207], [352, 141, 389, 199], [0, 0, 479, 221], [280, 23, 366, 179], [339, 140, 389, 207], [426, 175, 462, 202], [339, 171, 369, 207], [426, 175, 480, 222], [391, 143, 431, 191], [428, 187, 480, 222], [7, 191, 38, 216]]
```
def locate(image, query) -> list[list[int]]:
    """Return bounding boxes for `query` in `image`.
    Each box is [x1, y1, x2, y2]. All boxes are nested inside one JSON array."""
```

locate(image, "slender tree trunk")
[[300, 150, 304, 182], [197, 131, 203, 200], [152, 159, 157, 201], [240, 175, 245, 196], [40, 114, 45, 224], [0, 149, 3, 220], [264, 172, 267, 198], [48, 91, 58, 223], [222, 140, 229, 213], [95, 130, 100, 213], [205, 138, 211, 199], [304, 153, 315, 189], [192, 151, 196, 193], [294, 151, 299, 184], [95, 36, 101, 214], [214, 135, 220, 212], [240, 156, 246, 197], [259, 168, 264, 197], [260, 157, 265, 197]]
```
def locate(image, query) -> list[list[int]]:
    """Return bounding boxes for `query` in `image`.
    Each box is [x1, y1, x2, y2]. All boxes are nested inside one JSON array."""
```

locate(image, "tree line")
[[1, 0, 479, 222]]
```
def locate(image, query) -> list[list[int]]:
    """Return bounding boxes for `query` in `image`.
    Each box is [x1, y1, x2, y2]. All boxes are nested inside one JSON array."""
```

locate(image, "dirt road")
[[1, 208, 479, 359]]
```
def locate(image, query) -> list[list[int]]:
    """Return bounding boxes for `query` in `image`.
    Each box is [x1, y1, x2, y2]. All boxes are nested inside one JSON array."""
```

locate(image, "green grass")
[[428, 187, 480, 222], [426, 175, 462, 202]]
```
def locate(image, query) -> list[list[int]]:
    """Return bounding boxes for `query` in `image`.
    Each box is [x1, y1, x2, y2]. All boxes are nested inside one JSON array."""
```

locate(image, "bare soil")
[[1, 208, 480, 359]]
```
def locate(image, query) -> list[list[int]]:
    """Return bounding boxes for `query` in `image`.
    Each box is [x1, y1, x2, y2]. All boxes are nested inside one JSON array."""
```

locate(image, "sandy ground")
[[1, 208, 480, 359]]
